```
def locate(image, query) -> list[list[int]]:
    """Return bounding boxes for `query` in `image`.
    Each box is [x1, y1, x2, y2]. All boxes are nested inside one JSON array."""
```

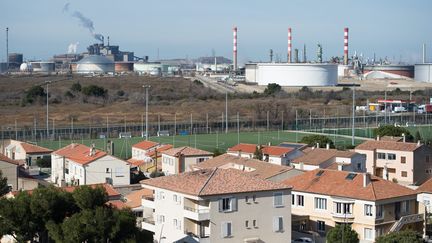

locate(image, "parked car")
[[292, 237, 313, 243]]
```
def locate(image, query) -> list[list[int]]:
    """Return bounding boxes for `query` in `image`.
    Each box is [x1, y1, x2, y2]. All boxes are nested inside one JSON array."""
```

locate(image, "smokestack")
[[233, 26, 238, 71], [107, 36, 110, 46], [294, 49, 299, 63], [270, 49, 273, 63], [288, 28, 292, 63], [423, 43, 426, 63], [303, 44, 307, 63], [344, 27, 349, 65], [6, 27, 8, 71]]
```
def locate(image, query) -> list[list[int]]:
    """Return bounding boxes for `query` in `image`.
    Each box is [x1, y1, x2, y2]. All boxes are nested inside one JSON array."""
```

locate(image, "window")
[[401, 200, 410, 213], [292, 194, 295, 205], [197, 158, 207, 163], [334, 202, 352, 214], [273, 216, 284, 232], [297, 195, 304, 206], [357, 163, 362, 170], [401, 156, 406, 164], [219, 197, 237, 212], [274, 192, 284, 207], [245, 220, 249, 228], [377, 152, 386, 159], [401, 171, 407, 177], [115, 167, 125, 177], [364, 228, 373, 240], [317, 220, 325, 232], [106, 168, 110, 173], [245, 196, 249, 203], [364, 204, 373, 216], [376, 205, 383, 219], [387, 153, 396, 160], [252, 195, 256, 203], [157, 215, 165, 224], [173, 219, 181, 230], [315, 197, 327, 210], [253, 220, 257, 228], [157, 191, 165, 200], [173, 194, 181, 204], [221, 222, 232, 238]]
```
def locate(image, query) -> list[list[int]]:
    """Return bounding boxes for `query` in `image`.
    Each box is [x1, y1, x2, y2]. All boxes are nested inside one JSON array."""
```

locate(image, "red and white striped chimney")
[[288, 27, 292, 63], [233, 26, 238, 71], [344, 27, 349, 65]]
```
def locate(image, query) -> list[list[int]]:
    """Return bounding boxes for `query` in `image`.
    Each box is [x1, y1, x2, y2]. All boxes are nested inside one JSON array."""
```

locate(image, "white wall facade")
[[245, 63, 338, 86], [415, 64, 432, 83]]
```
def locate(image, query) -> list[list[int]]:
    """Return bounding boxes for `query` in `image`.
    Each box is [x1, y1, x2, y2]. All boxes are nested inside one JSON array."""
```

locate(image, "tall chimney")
[[423, 43, 426, 64], [270, 49, 273, 63], [233, 26, 238, 71], [294, 49, 299, 63], [344, 28, 349, 65], [363, 173, 370, 187], [303, 44, 307, 63], [288, 27, 292, 63]]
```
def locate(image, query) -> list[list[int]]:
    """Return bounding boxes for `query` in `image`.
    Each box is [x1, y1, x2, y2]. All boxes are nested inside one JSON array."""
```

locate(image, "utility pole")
[[143, 85, 151, 140], [225, 92, 228, 134], [237, 112, 240, 144], [6, 28, 8, 72], [45, 81, 51, 139], [352, 82, 356, 146]]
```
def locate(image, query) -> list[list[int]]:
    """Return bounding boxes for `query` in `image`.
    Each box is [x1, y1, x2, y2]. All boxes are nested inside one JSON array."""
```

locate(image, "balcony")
[[184, 206, 210, 221], [389, 214, 424, 233], [142, 217, 155, 232], [331, 213, 355, 223], [142, 196, 155, 208]]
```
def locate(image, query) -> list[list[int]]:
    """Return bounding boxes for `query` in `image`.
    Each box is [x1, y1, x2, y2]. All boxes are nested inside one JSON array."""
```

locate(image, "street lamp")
[[45, 81, 51, 139], [143, 85, 151, 140]]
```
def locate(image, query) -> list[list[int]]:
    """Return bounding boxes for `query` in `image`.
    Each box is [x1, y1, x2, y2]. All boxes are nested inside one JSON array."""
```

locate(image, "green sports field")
[[37, 130, 366, 159]]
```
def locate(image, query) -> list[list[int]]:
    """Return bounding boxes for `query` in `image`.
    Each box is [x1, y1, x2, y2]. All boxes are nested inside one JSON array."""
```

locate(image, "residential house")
[[0, 153, 19, 191], [51, 143, 130, 186], [291, 147, 366, 172], [283, 169, 422, 242], [355, 139, 432, 186], [124, 188, 154, 224], [161, 146, 213, 175], [227, 143, 304, 165], [128, 144, 173, 173], [1, 139, 52, 175], [131, 140, 160, 161], [416, 177, 432, 238], [193, 153, 303, 182], [141, 168, 292, 243]]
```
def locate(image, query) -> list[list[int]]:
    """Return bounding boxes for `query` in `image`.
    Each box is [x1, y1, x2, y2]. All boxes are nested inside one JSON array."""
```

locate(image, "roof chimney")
[[90, 143, 96, 156], [268, 142, 271, 146], [417, 140, 421, 147], [337, 163, 343, 171], [326, 143, 330, 150], [376, 135, 380, 141], [363, 173, 370, 187], [316, 143, 320, 149], [402, 133, 406, 143], [238, 149, 241, 157]]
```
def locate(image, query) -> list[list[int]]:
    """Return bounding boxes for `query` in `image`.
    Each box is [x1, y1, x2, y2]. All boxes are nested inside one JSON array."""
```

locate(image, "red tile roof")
[[262, 146, 294, 156], [355, 140, 422, 152], [54, 143, 107, 165], [194, 153, 294, 180], [127, 158, 146, 167], [62, 183, 121, 198], [141, 168, 291, 197], [162, 146, 213, 157], [282, 169, 416, 201], [132, 140, 159, 150], [227, 143, 257, 154], [417, 177, 432, 193], [20, 142, 52, 154], [0, 153, 20, 165], [125, 188, 153, 208], [292, 148, 357, 166], [147, 144, 173, 158], [107, 200, 127, 209]]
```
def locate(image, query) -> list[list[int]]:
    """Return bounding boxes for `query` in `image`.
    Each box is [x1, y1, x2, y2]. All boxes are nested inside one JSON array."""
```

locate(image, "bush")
[[36, 157, 51, 168], [263, 83, 282, 96], [374, 125, 413, 142], [375, 230, 422, 243], [116, 90, 125, 96], [24, 85, 46, 104], [193, 80, 203, 86], [64, 90, 75, 99], [81, 85, 107, 98], [326, 224, 359, 243], [300, 135, 335, 148], [71, 82, 82, 92], [150, 171, 165, 178]]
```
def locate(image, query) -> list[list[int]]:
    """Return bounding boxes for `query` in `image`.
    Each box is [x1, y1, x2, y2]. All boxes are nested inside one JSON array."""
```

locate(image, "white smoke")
[[63, 3, 104, 42], [67, 42, 79, 54]]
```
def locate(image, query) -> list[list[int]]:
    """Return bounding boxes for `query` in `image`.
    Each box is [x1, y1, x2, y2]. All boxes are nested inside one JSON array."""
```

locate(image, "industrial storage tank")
[[76, 55, 115, 74], [245, 63, 338, 86], [415, 64, 432, 83], [30, 62, 55, 73], [362, 65, 414, 79], [19, 63, 33, 72], [114, 62, 134, 72]]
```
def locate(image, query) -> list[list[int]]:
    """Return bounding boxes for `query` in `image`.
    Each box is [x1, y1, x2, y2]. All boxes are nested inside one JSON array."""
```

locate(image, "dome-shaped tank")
[[76, 55, 115, 74], [19, 62, 33, 72]]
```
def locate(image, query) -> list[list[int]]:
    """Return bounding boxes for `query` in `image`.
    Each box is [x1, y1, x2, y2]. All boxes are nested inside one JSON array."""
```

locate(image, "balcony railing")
[[184, 206, 210, 214], [389, 214, 424, 232], [331, 212, 354, 219], [143, 217, 155, 225], [184, 230, 210, 239], [143, 196, 154, 201]]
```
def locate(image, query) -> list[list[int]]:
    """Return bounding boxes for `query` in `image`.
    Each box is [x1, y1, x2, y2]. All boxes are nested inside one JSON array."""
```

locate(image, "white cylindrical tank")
[[245, 63, 338, 86], [76, 55, 115, 74], [415, 64, 432, 83], [19, 63, 33, 72]]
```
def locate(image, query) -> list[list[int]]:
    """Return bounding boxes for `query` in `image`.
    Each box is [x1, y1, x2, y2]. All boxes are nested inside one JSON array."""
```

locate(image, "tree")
[[23, 85, 46, 104], [375, 230, 422, 243], [36, 157, 51, 168], [81, 85, 108, 98], [213, 148, 223, 156], [415, 131, 422, 142], [253, 146, 263, 160], [70, 82, 82, 92], [300, 135, 335, 148], [0, 170, 11, 197], [263, 83, 282, 96], [326, 224, 359, 243], [374, 125, 413, 142], [72, 185, 108, 210]]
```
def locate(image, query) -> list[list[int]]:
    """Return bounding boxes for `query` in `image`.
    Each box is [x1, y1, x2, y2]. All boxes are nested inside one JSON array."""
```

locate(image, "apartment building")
[[291, 147, 366, 172], [51, 143, 130, 186], [282, 169, 422, 242], [161, 146, 213, 175], [416, 177, 432, 238], [193, 153, 303, 182], [355, 139, 432, 186], [141, 168, 292, 243]]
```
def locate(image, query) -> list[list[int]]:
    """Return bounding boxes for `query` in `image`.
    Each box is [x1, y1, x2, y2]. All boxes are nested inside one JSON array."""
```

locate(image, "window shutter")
[[227, 222, 232, 236], [219, 199, 223, 212], [221, 222, 228, 237], [231, 197, 237, 211], [273, 217, 278, 232], [278, 217, 283, 231]]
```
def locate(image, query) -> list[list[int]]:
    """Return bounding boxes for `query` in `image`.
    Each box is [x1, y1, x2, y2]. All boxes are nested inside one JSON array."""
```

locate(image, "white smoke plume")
[[67, 42, 79, 54], [63, 3, 104, 42]]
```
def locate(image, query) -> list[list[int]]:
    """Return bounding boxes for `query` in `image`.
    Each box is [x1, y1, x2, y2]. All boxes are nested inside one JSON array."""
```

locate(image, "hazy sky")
[[1, 0, 431, 64]]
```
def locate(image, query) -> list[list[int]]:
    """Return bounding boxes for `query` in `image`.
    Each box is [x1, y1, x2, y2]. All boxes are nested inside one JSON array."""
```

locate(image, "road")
[[192, 75, 237, 94]]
